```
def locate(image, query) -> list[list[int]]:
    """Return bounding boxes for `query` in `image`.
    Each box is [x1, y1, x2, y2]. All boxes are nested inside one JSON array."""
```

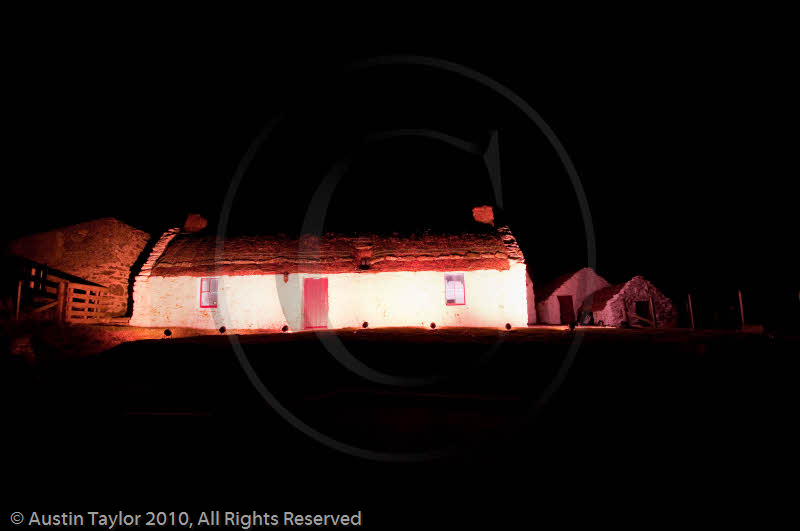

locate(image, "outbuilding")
[[535, 267, 610, 324], [581, 275, 677, 328], [8, 218, 150, 316]]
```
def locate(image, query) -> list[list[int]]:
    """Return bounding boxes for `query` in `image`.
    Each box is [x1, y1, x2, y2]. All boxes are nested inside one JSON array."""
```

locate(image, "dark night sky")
[[4, 20, 796, 324]]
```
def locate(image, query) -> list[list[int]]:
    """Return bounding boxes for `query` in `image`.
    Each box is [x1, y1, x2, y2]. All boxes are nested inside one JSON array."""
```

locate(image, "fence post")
[[64, 282, 72, 323], [57, 281, 66, 322], [738, 289, 745, 328], [16, 279, 23, 320], [649, 296, 657, 328]]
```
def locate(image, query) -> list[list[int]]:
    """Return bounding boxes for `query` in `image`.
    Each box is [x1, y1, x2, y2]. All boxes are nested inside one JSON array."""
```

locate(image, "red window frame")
[[200, 277, 218, 308], [444, 273, 466, 306]]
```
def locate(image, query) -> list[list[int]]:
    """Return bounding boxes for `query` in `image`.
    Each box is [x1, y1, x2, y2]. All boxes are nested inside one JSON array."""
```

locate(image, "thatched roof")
[[149, 228, 524, 277]]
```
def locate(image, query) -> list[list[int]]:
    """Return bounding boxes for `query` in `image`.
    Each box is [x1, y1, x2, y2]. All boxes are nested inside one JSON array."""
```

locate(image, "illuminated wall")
[[525, 269, 536, 325], [129, 263, 528, 330], [536, 267, 610, 324]]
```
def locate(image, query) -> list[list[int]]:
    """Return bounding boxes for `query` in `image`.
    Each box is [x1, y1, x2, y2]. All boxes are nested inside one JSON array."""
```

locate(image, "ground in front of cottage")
[[5, 323, 798, 511]]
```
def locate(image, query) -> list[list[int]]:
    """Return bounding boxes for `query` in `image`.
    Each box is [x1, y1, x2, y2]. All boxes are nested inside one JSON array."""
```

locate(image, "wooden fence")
[[63, 282, 110, 322], [12, 257, 111, 323]]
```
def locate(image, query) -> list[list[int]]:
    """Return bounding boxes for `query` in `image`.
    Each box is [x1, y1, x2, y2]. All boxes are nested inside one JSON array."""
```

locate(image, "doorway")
[[634, 300, 652, 325], [557, 295, 575, 324]]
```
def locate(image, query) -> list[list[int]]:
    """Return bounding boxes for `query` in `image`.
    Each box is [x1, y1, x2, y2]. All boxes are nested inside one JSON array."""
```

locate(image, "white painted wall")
[[130, 275, 295, 330], [536, 267, 610, 324], [525, 269, 536, 325], [130, 263, 528, 330]]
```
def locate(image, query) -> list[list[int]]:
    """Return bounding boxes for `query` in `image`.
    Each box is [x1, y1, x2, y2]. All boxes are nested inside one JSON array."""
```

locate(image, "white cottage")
[[129, 207, 530, 330]]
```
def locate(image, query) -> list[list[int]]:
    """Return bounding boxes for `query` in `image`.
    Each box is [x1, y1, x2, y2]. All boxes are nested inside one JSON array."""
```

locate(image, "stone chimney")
[[183, 213, 208, 233], [472, 205, 494, 226]]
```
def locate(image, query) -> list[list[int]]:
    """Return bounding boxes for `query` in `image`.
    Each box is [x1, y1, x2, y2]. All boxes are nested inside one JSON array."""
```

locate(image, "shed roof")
[[582, 275, 666, 313], [582, 283, 625, 312], [149, 227, 524, 277], [6, 255, 107, 287], [535, 267, 607, 303], [535, 270, 579, 303]]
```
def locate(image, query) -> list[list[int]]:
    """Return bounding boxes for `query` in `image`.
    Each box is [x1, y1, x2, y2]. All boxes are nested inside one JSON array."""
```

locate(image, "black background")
[[5, 19, 796, 328], [3, 13, 798, 523]]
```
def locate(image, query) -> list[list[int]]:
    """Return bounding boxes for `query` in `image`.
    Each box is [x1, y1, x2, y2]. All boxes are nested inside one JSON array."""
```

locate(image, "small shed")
[[582, 275, 677, 328], [535, 267, 610, 324]]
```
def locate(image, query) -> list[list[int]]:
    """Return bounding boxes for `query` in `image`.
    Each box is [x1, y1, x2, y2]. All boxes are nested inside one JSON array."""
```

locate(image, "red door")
[[303, 278, 328, 329]]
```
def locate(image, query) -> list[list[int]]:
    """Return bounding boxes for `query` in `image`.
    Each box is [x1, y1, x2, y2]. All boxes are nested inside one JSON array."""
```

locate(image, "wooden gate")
[[64, 282, 109, 322], [303, 278, 328, 329]]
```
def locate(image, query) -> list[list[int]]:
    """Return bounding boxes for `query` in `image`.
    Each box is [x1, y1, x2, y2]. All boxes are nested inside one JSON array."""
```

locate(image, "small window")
[[445, 273, 465, 305], [200, 277, 218, 308]]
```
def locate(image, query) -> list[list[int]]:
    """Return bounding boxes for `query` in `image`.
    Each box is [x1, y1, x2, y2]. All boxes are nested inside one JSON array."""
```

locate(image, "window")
[[200, 277, 218, 308], [445, 273, 465, 305]]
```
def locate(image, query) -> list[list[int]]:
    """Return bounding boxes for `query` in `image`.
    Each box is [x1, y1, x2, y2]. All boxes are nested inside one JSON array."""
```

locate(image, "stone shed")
[[581, 275, 678, 328], [535, 267, 610, 324], [9, 218, 151, 316]]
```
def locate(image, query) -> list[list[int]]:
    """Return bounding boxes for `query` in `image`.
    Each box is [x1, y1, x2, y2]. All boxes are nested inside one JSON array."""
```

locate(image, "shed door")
[[557, 295, 576, 324], [303, 278, 328, 329]]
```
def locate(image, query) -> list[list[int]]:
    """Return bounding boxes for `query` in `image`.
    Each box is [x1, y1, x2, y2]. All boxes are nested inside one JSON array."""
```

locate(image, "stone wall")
[[9, 218, 151, 317], [129, 227, 182, 326], [593, 276, 678, 328]]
